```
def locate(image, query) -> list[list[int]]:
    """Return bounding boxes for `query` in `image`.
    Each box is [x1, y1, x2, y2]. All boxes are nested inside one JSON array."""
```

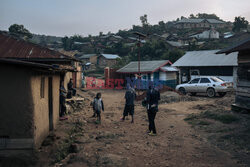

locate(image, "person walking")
[[146, 85, 160, 136], [121, 85, 136, 123]]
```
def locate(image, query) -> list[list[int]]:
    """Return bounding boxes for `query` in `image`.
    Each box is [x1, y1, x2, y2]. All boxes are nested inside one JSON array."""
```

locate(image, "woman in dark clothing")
[[60, 81, 67, 118], [146, 86, 160, 136]]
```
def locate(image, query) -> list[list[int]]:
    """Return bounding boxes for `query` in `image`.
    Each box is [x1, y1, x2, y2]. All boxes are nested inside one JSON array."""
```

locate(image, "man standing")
[[121, 84, 136, 123], [146, 85, 160, 136]]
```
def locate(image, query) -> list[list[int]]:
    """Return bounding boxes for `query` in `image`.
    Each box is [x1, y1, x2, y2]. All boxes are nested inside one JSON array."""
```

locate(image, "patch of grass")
[[52, 120, 83, 164], [201, 111, 238, 124], [197, 120, 211, 125], [184, 113, 198, 121], [184, 110, 239, 124]]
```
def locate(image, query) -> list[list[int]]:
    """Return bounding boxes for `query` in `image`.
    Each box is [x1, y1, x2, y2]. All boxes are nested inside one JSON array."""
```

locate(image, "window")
[[190, 78, 200, 84], [211, 77, 224, 82], [40, 77, 45, 98], [200, 78, 211, 83], [190, 70, 200, 76]]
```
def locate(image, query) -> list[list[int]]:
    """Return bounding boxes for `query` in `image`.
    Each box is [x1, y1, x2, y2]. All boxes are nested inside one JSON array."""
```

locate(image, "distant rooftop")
[[100, 54, 120, 59], [78, 54, 97, 59], [117, 60, 171, 73], [177, 18, 224, 24]]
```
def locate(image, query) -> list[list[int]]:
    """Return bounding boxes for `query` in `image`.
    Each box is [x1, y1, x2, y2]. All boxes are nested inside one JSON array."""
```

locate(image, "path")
[[60, 89, 239, 167]]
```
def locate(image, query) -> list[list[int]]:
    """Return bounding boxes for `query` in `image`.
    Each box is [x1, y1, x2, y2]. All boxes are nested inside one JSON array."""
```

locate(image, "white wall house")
[[191, 29, 220, 39]]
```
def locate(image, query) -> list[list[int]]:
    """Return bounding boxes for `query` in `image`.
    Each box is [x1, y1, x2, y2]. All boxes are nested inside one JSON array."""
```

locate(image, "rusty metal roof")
[[0, 58, 75, 72], [0, 32, 77, 61]]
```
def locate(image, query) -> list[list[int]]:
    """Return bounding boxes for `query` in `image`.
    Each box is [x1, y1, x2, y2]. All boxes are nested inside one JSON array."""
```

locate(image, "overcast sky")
[[1, 0, 250, 37]]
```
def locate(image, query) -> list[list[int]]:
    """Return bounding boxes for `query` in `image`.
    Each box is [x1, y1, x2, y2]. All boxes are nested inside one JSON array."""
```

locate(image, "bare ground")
[[32, 90, 250, 167]]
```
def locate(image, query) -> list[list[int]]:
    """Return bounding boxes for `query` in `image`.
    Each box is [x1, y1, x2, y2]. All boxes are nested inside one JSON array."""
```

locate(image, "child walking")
[[93, 92, 104, 124]]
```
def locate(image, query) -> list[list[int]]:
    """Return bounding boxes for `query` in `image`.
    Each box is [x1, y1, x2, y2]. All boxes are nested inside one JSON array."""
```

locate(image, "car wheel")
[[190, 92, 196, 96], [179, 87, 186, 95], [218, 92, 226, 97], [207, 88, 215, 97]]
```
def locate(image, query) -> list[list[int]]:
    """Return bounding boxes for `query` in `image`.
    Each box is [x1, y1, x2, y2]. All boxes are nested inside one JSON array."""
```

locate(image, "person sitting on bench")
[[67, 78, 76, 97]]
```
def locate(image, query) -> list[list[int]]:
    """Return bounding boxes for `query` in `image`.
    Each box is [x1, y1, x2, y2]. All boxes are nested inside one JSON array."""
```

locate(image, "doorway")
[[48, 77, 53, 131]]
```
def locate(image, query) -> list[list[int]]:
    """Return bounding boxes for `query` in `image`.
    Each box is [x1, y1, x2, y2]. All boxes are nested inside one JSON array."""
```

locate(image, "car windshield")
[[210, 77, 224, 82]]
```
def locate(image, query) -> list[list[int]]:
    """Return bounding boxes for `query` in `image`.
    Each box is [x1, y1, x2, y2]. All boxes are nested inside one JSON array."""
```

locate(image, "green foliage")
[[188, 13, 221, 20], [8, 24, 33, 39], [233, 16, 249, 32], [62, 36, 74, 51]]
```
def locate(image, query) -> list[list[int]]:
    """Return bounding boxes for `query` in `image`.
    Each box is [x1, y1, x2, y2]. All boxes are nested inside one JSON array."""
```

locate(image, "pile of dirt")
[[192, 104, 217, 110], [214, 94, 235, 107], [160, 91, 198, 104]]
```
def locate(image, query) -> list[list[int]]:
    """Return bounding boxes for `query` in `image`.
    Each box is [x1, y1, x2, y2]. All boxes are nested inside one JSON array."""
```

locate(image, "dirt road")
[[50, 89, 242, 167], [35, 89, 247, 167]]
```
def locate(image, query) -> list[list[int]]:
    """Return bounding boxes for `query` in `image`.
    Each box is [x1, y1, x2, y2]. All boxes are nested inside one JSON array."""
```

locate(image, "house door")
[[72, 72, 77, 88], [153, 72, 159, 81], [48, 77, 53, 131]]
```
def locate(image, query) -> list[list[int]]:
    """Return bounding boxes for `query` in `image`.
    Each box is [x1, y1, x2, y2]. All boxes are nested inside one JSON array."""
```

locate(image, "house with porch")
[[172, 50, 238, 87], [116, 60, 178, 88]]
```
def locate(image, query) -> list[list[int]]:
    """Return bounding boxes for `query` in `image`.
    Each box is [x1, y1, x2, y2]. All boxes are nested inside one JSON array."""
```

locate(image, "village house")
[[172, 50, 238, 86], [57, 49, 83, 88], [175, 18, 226, 29], [116, 60, 178, 88], [217, 38, 250, 110], [97, 54, 120, 67], [78, 54, 98, 65], [0, 32, 78, 155], [190, 28, 220, 39], [0, 59, 62, 155]]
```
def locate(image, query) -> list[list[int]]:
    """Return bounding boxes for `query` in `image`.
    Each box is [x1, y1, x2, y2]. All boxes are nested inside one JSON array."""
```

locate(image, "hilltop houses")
[[190, 29, 220, 39], [175, 18, 226, 29], [79, 53, 120, 69]]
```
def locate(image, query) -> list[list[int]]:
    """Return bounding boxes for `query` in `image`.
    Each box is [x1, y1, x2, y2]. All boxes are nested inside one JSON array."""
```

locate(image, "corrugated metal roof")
[[101, 54, 120, 59], [172, 50, 238, 67], [166, 41, 185, 47], [207, 19, 224, 24], [177, 18, 224, 24], [79, 54, 97, 59], [160, 66, 178, 72], [0, 32, 76, 61], [217, 37, 250, 54], [178, 18, 204, 23], [0, 58, 72, 71], [117, 60, 170, 73]]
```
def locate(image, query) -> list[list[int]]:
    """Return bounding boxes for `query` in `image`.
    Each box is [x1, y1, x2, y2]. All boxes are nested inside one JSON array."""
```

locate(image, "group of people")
[[91, 84, 160, 136], [60, 78, 77, 118]]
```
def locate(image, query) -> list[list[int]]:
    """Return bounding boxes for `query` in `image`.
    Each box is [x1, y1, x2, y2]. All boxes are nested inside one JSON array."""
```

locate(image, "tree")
[[233, 16, 249, 32], [8, 24, 33, 39], [189, 14, 195, 19], [62, 36, 73, 51], [140, 14, 148, 27], [196, 13, 220, 20]]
